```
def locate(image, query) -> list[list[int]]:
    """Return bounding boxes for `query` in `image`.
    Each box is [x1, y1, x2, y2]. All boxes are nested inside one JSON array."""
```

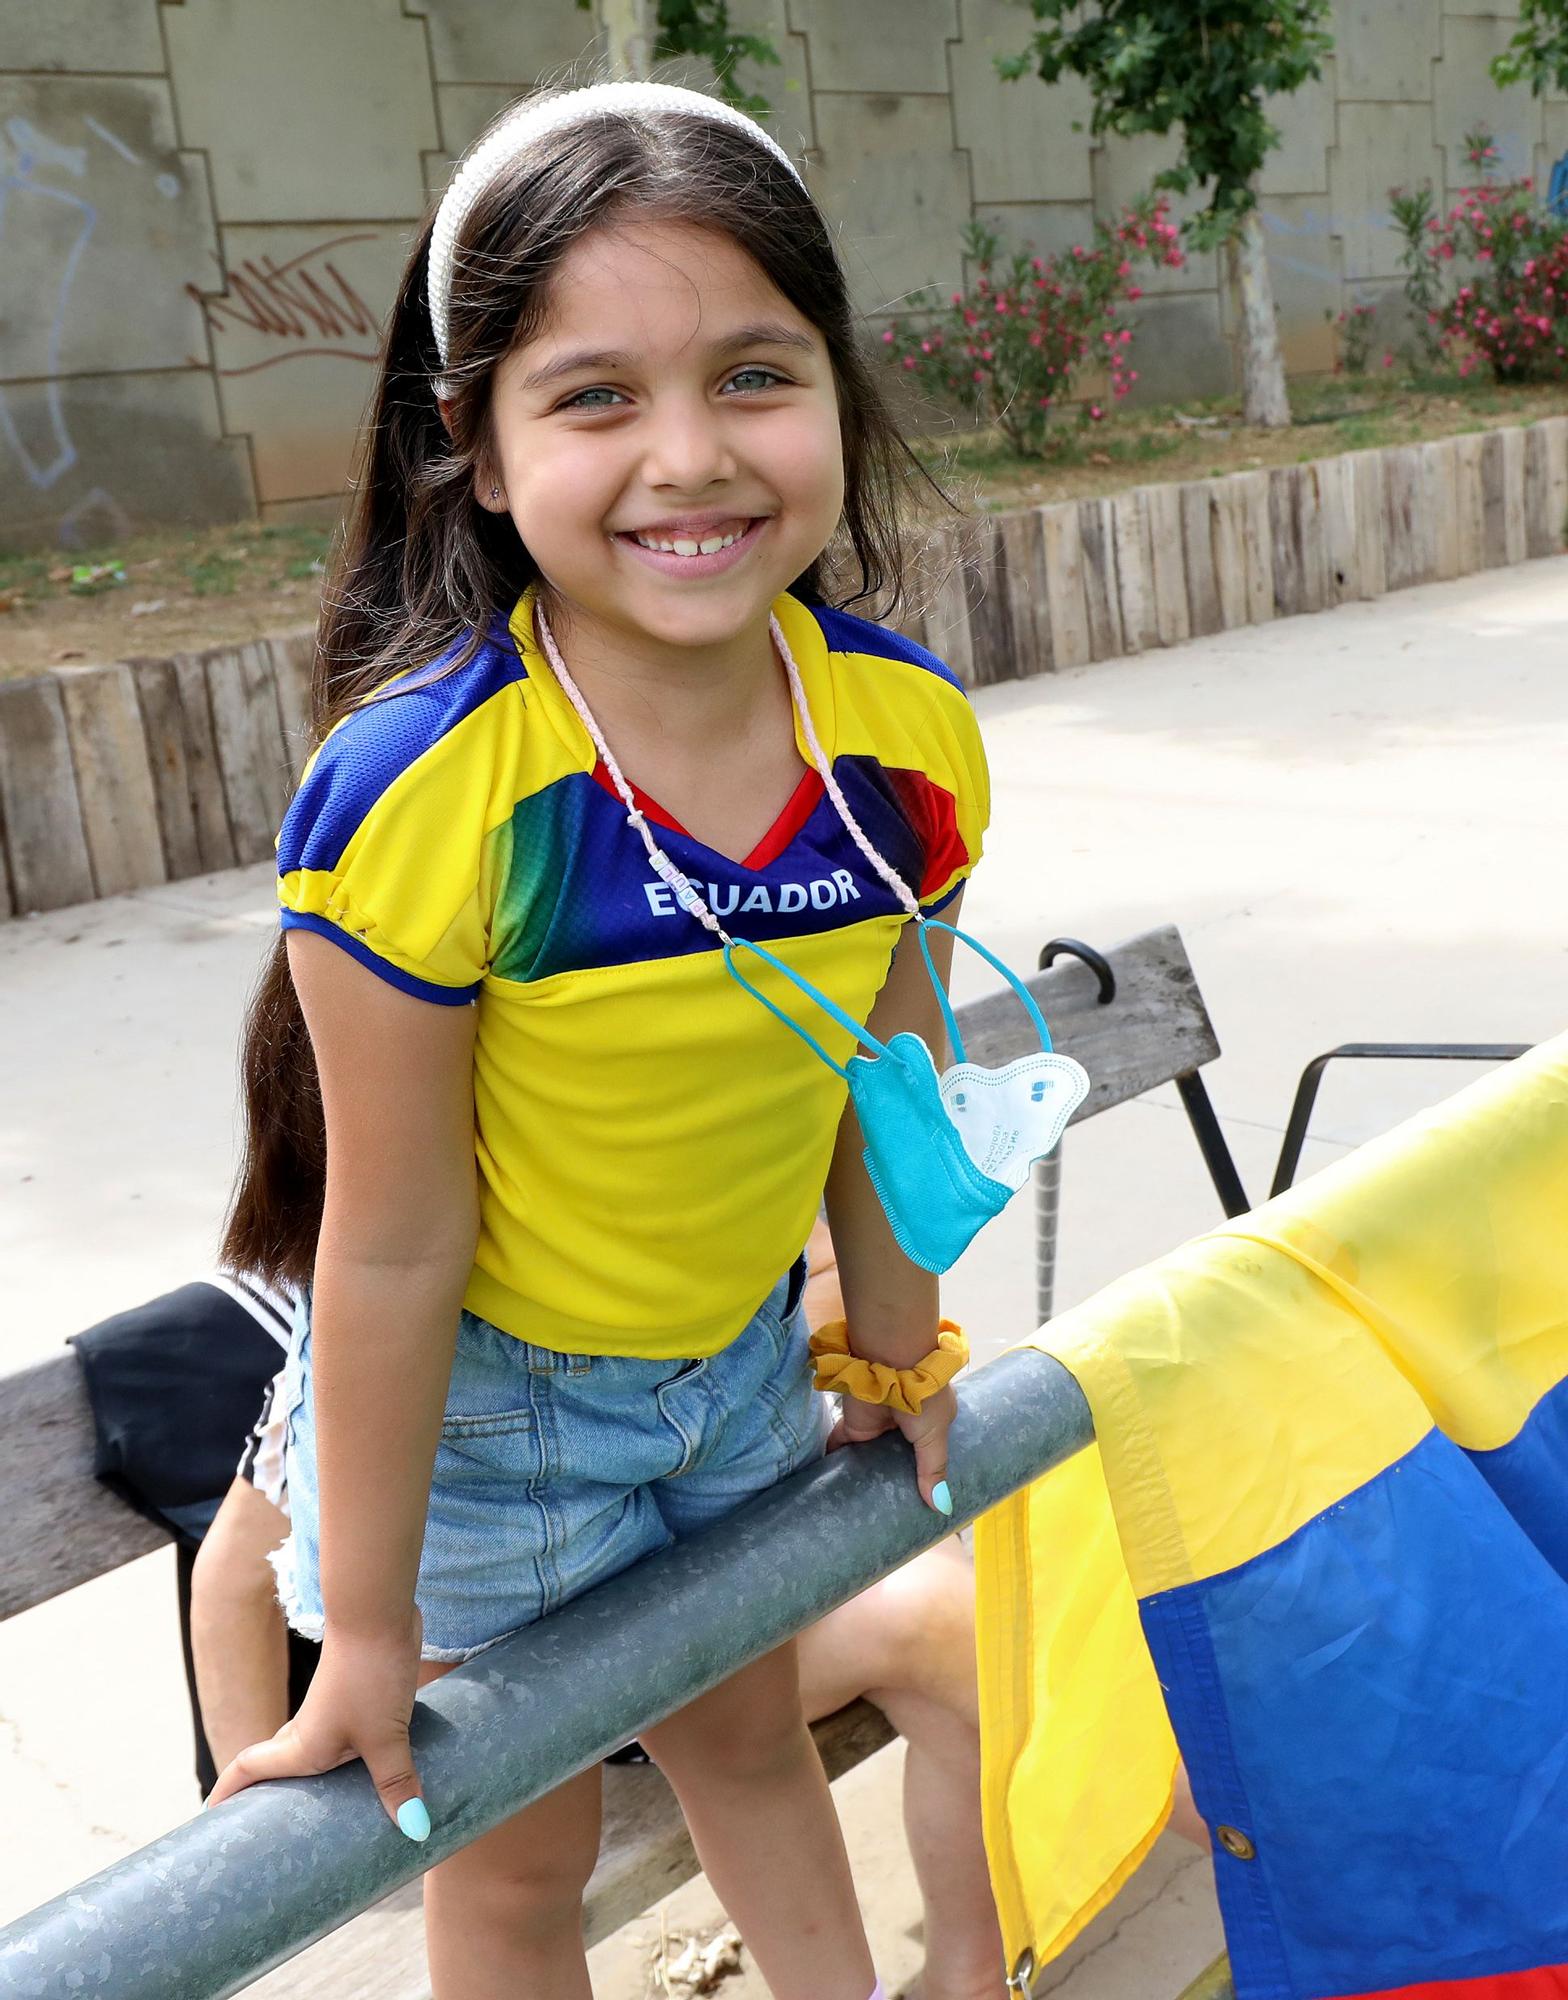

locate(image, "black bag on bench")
[[68, 1280, 321, 1793]]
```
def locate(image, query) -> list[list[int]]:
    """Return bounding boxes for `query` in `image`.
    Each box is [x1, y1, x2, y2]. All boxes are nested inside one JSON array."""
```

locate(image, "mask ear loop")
[[914, 919, 971, 1066], [772, 613, 968, 1050], [772, 611, 925, 919], [723, 937, 892, 1079], [918, 920, 1056, 1055], [772, 616, 1054, 1065]]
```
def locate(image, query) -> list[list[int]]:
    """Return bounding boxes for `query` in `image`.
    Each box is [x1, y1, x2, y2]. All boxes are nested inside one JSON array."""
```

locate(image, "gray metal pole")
[[0, 1346, 1091, 2000], [1034, 1144, 1063, 1325]]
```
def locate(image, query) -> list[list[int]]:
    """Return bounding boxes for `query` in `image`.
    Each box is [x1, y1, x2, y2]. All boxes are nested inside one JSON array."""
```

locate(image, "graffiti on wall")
[[0, 112, 182, 539], [191, 232, 383, 374], [2, 99, 385, 542]]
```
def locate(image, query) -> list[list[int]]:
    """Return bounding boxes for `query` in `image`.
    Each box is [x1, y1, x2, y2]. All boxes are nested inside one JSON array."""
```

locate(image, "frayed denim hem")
[[415, 1627, 517, 1666], [266, 1532, 325, 1645]]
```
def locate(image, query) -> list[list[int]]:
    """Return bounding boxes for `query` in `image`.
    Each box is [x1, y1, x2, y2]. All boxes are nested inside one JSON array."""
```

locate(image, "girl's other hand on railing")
[[827, 1383, 957, 1518], [203, 1605, 432, 1841]]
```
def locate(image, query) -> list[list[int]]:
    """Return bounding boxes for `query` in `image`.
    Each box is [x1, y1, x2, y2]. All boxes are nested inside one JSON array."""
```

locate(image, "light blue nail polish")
[[931, 1479, 953, 1517], [397, 1798, 431, 1843]]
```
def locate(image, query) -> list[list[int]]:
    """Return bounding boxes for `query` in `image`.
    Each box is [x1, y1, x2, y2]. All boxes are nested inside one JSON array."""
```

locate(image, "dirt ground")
[[932, 370, 1568, 511], [0, 519, 327, 681], [4, 373, 1568, 683]]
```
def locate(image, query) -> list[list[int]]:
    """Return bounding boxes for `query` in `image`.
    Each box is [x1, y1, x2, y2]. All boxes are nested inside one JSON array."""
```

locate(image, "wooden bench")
[[0, 922, 1235, 1999]]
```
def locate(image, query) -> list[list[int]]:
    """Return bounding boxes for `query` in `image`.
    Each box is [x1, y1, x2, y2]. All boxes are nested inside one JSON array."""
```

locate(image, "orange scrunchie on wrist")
[[807, 1319, 969, 1415]]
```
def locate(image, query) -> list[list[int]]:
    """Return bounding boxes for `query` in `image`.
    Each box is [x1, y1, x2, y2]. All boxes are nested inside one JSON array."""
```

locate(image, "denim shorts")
[[267, 1258, 826, 1663]]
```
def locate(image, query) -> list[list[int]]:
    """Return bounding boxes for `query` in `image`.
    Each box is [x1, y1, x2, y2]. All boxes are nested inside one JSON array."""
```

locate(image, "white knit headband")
[[427, 80, 806, 398]]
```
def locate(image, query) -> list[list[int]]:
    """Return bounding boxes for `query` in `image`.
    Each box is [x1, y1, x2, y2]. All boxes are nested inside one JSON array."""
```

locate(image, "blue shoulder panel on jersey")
[[809, 602, 965, 693], [278, 625, 528, 875]]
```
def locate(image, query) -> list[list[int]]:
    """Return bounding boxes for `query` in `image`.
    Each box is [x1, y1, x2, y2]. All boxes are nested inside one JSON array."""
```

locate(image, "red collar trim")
[[589, 761, 825, 873]]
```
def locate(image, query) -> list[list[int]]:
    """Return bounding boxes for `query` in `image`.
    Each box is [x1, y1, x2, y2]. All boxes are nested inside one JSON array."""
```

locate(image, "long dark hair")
[[221, 92, 943, 1287]]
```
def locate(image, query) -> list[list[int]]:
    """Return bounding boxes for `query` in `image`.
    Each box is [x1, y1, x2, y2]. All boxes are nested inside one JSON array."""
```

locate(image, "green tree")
[[1491, 0, 1568, 96], [587, 0, 780, 116], [999, 1, 1334, 428]]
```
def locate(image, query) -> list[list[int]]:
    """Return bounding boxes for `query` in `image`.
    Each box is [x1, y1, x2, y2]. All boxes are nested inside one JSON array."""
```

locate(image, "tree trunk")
[[600, 0, 656, 79], [1228, 202, 1292, 429]]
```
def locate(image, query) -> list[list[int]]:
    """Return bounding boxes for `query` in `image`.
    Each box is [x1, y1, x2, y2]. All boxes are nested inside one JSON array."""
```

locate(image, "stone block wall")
[[1, 0, 1562, 549]]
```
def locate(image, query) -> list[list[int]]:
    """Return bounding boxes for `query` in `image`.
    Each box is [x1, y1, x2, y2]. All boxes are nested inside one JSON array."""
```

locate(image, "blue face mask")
[[531, 601, 1091, 1274], [725, 920, 1089, 1274]]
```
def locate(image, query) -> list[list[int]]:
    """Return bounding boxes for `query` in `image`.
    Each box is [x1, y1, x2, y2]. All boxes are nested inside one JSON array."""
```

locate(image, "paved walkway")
[[4, 559, 1566, 1990]]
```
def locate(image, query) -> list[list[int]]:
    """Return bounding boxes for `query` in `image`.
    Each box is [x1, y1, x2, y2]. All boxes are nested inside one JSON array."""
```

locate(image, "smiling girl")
[[207, 81, 990, 2000]]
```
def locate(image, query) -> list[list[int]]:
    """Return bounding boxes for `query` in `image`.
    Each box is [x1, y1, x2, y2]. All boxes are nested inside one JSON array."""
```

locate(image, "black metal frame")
[[1175, 1069, 1252, 1218], [1269, 1043, 1532, 1197], [1040, 935, 1253, 1223], [1037, 940, 1531, 1222]]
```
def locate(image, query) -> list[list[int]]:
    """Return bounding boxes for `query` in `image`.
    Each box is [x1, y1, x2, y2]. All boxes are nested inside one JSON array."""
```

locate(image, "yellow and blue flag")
[[976, 1032, 1568, 1999]]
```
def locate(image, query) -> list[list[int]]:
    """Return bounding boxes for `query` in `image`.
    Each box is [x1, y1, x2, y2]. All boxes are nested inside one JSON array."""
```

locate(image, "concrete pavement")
[[4, 557, 1566, 1990]]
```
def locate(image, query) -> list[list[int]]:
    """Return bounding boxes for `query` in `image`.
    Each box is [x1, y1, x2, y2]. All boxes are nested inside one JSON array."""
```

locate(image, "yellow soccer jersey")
[[277, 588, 990, 1357]]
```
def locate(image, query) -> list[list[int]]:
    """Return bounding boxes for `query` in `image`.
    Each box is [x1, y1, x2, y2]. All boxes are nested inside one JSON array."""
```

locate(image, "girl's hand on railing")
[[203, 1605, 433, 1842], [827, 1383, 957, 1517]]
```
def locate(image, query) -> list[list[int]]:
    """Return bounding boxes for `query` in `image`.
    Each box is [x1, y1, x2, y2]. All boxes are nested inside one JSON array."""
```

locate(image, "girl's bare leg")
[[1170, 1765, 1211, 1848], [190, 1478, 294, 1771], [796, 1545, 1006, 2000], [416, 1655, 603, 2000], [640, 1641, 877, 2000]]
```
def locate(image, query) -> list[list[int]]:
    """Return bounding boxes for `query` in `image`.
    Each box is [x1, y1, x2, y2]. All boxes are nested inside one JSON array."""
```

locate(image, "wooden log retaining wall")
[[897, 414, 1566, 692], [0, 630, 313, 917], [2, 419, 1566, 918]]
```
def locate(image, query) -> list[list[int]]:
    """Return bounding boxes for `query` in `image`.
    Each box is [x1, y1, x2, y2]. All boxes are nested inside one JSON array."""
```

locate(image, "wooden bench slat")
[[958, 924, 1221, 1122], [0, 1355, 168, 1619]]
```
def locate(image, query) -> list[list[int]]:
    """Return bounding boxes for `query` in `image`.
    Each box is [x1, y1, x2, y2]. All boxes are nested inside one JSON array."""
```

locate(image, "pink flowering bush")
[[1334, 301, 1377, 375], [881, 197, 1182, 457], [1392, 127, 1568, 382]]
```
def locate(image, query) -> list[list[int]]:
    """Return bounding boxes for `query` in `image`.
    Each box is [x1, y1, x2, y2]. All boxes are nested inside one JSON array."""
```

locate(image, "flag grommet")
[[1216, 1825, 1256, 1860]]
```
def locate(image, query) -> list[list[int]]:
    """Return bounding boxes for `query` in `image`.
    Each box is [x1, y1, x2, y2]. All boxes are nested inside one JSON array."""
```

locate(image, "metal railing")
[[1269, 1042, 1530, 1195], [0, 1345, 1093, 1999]]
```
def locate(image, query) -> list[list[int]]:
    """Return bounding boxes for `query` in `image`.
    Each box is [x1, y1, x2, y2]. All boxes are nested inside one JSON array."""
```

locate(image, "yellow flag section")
[[974, 1437, 1177, 1966], [975, 1032, 1568, 2000]]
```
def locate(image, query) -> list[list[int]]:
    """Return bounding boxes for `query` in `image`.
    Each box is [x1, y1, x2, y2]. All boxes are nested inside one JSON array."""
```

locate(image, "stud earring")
[[489, 486, 501, 502]]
